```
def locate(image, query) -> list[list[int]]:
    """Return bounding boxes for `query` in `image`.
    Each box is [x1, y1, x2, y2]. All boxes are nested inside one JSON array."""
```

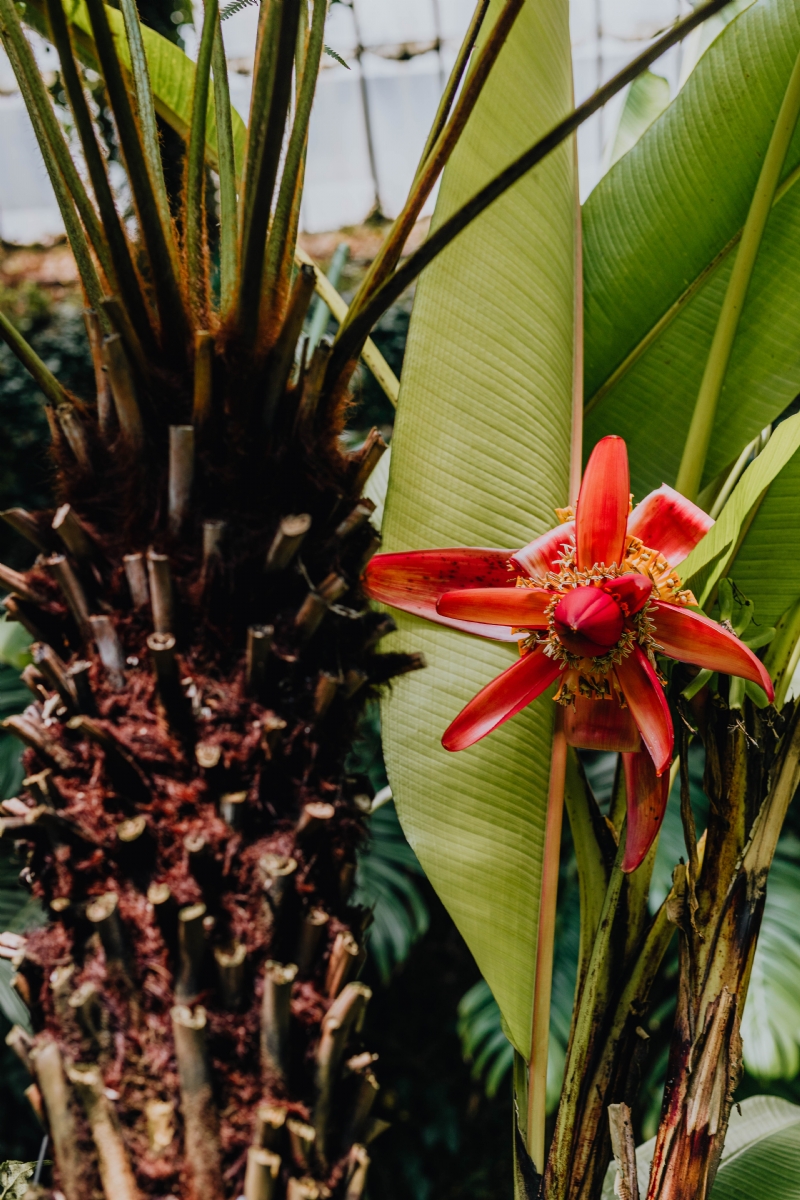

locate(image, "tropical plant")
[[1, 0, 799, 1199]]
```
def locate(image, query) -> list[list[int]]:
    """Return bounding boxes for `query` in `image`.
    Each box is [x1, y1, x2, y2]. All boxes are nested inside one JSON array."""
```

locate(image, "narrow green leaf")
[[380, 0, 575, 1059], [212, 14, 238, 318], [118, 0, 180, 279], [584, 0, 800, 499], [185, 0, 219, 303], [679, 413, 800, 612]]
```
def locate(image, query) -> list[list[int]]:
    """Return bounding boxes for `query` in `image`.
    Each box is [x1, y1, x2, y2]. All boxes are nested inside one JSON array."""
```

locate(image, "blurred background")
[[5, 2, 800, 1199]]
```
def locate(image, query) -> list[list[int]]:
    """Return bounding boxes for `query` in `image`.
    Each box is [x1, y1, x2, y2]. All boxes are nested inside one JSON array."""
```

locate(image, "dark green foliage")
[[0, 291, 94, 569]]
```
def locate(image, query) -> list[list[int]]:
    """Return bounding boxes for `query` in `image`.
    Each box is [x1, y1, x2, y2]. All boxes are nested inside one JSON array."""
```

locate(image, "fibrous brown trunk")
[[0, 309, 412, 1199]]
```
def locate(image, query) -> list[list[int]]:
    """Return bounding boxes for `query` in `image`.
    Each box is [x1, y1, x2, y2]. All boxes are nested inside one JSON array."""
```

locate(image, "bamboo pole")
[[261, 960, 298, 1082], [31, 1040, 85, 1200], [68, 1065, 143, 1200]]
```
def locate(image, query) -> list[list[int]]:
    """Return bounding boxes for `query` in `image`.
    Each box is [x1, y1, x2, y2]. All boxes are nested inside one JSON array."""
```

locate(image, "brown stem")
[[68, 661, 96, 715], [255, 1103, 288, 1149], [123, 553, 150, 609], [46, 553, 92, 638], [86, 891, 128, 969], [55, 405, 91, 471], [30, 1039, 86, 1200], [294, 573, 347, 641], [244, 1146, 282, 1200], [168, 425, 195, 537], [5, 1023, 35, 1074], [90, 615, 126, 690], [246, 625, 275, 694], [171, 1005, 224, 1200], [83, 310, 114, 438], [1, 507, 55, 554], [325, 930, 362, 998], [265, 514, 312, 572], [261, 959, 298, 1082], [192, 331, 214, 429], [350, 428, 387, 495], [313, 672, 340, 717], [3, 713, 73, 771], [333, 500, 376, 543], [296, 907, 329, 976], [52, 504, 97, 562], [176, 902, 208, 1003], [296, 801, 335, 840], [312, 982, 372, 1166], [0, 561, 47, 605], [220, 790, 247, 829], [32, 643, 78, 712], [344, 1144, 371, 1200], [68, 1064, 143, 1200], [102, 334, 144, 451], [608, 1103, 639, 1200], [287, 1117, 316, 1170], [146, 552, 174, 634], [214, 941, 247, 1008]]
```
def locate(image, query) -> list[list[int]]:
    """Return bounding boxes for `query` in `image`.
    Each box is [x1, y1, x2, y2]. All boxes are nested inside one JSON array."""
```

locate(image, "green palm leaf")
[[584, 0, 800, 499], [379, 0, 576, 1059]]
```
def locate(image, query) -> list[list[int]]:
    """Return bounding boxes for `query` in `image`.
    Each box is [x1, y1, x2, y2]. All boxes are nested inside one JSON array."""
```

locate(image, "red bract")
[[364, 436, 774, 871]]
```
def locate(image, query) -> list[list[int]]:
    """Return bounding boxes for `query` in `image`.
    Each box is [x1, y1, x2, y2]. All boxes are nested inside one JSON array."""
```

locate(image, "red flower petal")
[[651, 601, 775, 701], [442, 648, 562, 752], [363, 549, 521, 641], [627, 484, 713, 567], [437, 586, 551, 627], [615, 648, 674, 774], [511, 520, 575, 578], [600, 573, 652, 616], [553, 587, 624, 657], [576, 436, 630, 570], [622, 749, 670, 873], [563, 692, 642, 753]]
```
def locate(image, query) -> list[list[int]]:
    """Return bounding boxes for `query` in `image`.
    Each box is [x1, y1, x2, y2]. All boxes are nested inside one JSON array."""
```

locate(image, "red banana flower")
[[364, 436, 774, 872]]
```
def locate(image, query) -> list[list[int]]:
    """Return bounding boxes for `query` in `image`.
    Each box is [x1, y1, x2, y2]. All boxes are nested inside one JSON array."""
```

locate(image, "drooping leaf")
[[379, 0, 576, 1058], [584, 0, 800, 499], [678, 413, 800, 613]]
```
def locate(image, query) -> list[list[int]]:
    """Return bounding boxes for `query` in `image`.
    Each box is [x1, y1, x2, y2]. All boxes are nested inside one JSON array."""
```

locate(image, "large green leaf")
[[379, 0, 575, 1058], [584, 0, 800, 500]]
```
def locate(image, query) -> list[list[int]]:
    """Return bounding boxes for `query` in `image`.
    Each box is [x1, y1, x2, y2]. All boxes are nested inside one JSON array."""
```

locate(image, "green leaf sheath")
[[119, 0, 180, 280], [675, 42, 800, 501], [0, 311, 68, 408], [83, 0, 190, 352], [262, 0, 327, 306], [45, 0, 155, 348], [380, 0, 575, 1061], [185, 0, 219, 304], [212, 16, 238, 319], [584, 0, 800, 499], [238, 0, 301, 341]]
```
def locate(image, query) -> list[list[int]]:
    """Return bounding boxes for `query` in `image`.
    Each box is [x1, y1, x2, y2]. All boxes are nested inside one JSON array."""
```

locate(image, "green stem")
[[237, 0, 300, 343], [185, 0, 219, 307], [325, 0, 739, 392], [675, 46, 800, 501], [84, 0, 190, 353], [343, 0, 523, 329], [563, 748, 613, 995], [0, 0, 113, 287], [119, 0, 180, 278], [528, 714, 567, 1171], [547, 827, 627, 1195], [0, 309, 68, 406], [414, 0, 491, 179], [44, 0, 156, 352], [262, 0, 326, 316], [212, 15, 238, 320]]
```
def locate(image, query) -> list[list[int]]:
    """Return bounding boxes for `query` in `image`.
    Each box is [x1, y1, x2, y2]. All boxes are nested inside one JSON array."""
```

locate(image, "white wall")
[[0, 0, 704, 242]]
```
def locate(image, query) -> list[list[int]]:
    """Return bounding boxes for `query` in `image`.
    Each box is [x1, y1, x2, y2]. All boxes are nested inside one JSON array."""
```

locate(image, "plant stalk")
[[212, 15, 238, 320], [675, 45, 800, 501], [185, 0, 219, 308], [528, 710, 567, 1169]]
